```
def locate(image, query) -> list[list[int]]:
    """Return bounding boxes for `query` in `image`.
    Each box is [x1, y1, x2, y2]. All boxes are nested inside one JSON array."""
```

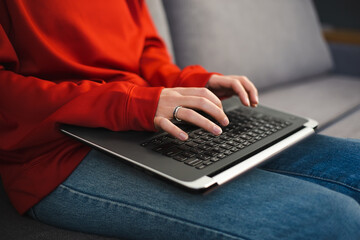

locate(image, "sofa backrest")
[[155, 0, 333, 90]]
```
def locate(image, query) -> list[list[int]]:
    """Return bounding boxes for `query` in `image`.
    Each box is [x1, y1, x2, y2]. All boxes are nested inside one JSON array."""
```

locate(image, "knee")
[[302, 190, 360, 238]]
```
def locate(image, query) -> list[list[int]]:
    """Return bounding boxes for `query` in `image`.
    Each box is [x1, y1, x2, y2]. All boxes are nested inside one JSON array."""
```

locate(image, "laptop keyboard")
[[141, 107, 291, 170]]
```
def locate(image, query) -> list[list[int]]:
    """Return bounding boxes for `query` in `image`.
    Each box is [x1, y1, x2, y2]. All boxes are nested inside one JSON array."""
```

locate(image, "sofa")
[[1, 0, 359, 239]]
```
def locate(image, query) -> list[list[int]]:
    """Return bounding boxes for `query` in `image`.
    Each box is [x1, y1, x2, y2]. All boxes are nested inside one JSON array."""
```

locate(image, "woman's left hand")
[[206, 74, 259, 107]]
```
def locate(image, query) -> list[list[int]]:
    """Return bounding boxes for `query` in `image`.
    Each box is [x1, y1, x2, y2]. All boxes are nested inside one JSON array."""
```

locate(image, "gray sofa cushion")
[[320, 109, 360, 138], [259, 74, 360, 126], [163, 0, 333, 89], [0, 180, 118, 240]]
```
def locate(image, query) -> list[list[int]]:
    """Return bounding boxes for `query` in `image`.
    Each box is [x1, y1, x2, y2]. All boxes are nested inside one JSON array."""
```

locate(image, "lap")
[[29, 136, 360, 240], [261, 134, 360, 202]]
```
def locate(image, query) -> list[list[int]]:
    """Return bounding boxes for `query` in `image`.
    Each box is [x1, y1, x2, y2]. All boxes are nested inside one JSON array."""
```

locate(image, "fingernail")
[[245, 98, 250, 107], [255, 95, 259, 103], [222, 117, 229, 126], [179, 132, 188, 141], [213, 125, 222, 135]]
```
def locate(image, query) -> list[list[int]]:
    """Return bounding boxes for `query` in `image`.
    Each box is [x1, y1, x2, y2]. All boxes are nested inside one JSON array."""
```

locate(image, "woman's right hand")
[[154, 88, 230, 141]]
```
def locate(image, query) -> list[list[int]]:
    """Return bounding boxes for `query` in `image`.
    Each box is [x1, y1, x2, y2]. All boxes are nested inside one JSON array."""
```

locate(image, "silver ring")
[[173, 106, 182, 122]]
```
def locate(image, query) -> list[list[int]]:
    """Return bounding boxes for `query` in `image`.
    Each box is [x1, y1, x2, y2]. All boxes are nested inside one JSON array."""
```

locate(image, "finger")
[[154, 117, 188, 141], [176, 107, 223, 136], [230, 80, 251, 107], [236, 76, 259, 107], [173, 87, 223, 109], [208, 75, 251, 104], [179, 96, 229, 126]]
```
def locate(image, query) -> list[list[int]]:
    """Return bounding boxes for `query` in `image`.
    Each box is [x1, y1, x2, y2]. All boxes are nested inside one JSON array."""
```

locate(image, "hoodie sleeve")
[[0, 25, 163, 152]]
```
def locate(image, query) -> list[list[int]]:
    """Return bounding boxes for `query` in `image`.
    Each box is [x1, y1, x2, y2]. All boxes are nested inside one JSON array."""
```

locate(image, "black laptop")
[[60, 96, 318, 192]]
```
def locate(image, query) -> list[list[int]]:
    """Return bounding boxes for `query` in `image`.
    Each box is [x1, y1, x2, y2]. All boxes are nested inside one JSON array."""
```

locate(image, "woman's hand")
[[154, 75, 258, 141], [154, 88, 229, 141], [207, 74, 259, 107]]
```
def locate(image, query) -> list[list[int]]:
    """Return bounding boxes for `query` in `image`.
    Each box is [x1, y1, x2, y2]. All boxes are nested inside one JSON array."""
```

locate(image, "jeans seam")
[[263, 168, 360, 192], [59, 184, 248, 240]]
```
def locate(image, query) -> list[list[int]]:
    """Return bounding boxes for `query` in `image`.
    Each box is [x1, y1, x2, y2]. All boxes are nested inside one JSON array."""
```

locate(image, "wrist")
[[127, 86, 164, 131]]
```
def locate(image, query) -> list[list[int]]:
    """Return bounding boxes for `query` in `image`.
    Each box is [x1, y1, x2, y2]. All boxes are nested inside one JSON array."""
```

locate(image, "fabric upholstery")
[[259, 74, 360, 126], [320, 109, 360, 138], [0, 180, 118, 240], [163, 0, 333, 89]]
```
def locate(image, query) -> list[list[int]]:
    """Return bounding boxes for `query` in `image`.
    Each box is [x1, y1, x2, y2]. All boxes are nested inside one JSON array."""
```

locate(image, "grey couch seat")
[[0, 179, 117, 240], [321, 108, 360, 138], [259, 74, 360, 128]]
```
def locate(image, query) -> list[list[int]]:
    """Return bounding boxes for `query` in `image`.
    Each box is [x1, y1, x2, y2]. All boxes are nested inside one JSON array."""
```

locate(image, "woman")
[[1, 1, 359, 239]]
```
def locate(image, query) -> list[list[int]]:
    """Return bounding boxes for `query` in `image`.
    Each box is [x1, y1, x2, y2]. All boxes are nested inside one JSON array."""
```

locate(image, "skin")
[[154, 74, 259, 141]]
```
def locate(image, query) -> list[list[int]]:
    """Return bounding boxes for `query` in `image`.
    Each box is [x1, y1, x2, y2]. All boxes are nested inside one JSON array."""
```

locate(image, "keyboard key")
[[172, 139, 185, 145], [224, 150, 233, 155], [185, 158, 203, 166], [197, 154, 211, 160], [198, 145, 212, 151], [227, 133, 237, 138], [219, 143, 232, 150], [195, 130, 207, 136], [188, 132, 200, 139], [185, 141, 198, 148], [233, 137, 245, 143], [204, 151, 218, 157], [240, 134, 252, 140], [201, 135, 213, 141], [173, 155, 188, 162], [212, 147, 225, 153], [196, 164, 206, 170], [202, 160, 213, 166], [226, 140, 237, 146], [205, 142, 217, 147], [194, 138, 206, 144], [183, 152, 195, 158], [230, 147, 239, 152], [178, 145, 191, 151], [214, 138, 225, 144], [220, 135, 230, 141], [190, 148, 203, 154], [163, 147, 182, 157]]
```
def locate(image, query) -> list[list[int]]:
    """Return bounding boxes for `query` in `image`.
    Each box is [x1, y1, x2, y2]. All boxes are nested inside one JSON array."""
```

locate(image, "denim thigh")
[[28, 147, 360, 240], [261, 134, 360, 203]]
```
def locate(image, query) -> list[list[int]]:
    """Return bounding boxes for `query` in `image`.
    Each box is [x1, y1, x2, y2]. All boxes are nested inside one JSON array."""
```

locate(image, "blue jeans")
[[28, 135, 360, 239]]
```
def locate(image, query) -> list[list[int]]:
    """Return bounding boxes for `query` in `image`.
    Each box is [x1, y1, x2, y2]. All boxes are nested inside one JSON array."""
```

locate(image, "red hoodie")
[[0, 0, 213, 214]]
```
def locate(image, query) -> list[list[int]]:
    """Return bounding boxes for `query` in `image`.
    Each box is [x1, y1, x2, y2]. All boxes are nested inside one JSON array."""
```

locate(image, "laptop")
[[60, 96, 318, 193]]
